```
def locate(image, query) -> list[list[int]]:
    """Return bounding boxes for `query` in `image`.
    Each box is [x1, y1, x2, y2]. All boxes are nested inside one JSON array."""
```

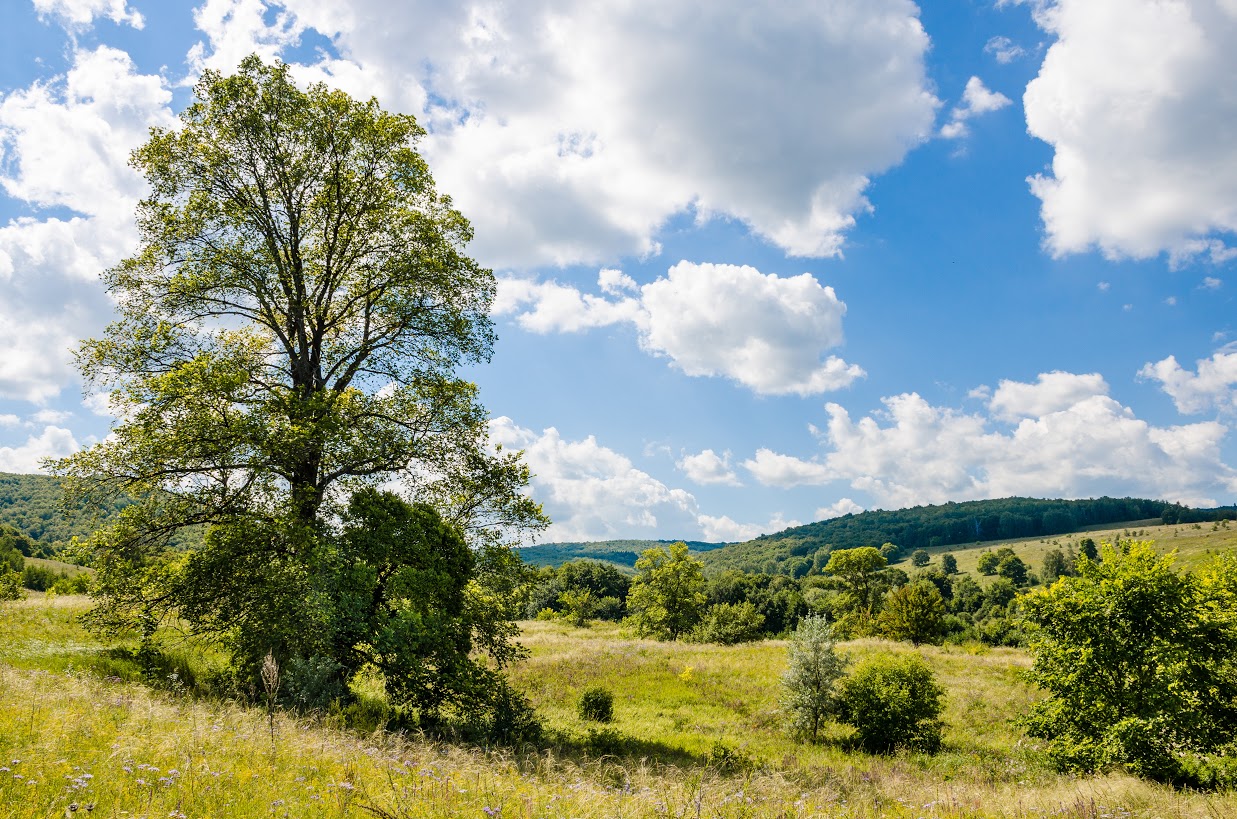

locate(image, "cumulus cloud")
[[677, 449, 741, 487], [494, 262, 864, 396], [987, 370, 1108, 421], [744, 448, 835, 489], [1140, 350, 1237, 414], [746, 374, 1237, 508], [697, 512, 799, 543], [1025, 0, 1237, 261], [32, 0, 144, 30], [0, 46, 174, 403], [0, 425, 79, 473], [489, 417, 703, 542], [259, 0, 939, 267], [817, 497, 865, 520], [187, 0, 307, 78], [940, 76, 1012, 139]]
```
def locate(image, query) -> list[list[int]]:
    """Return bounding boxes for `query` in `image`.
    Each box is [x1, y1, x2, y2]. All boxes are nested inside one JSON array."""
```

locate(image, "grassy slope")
[[3, 593, 1236, 817], [900, 519, 1235, 579]]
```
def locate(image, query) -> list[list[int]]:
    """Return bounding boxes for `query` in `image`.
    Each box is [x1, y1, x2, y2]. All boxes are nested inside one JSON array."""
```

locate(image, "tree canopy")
[[55, 57, 546, 726], [1022, 542, 1237, 784]]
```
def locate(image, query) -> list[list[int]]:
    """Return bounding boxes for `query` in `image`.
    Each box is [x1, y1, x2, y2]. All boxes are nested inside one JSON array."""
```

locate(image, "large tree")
[[56, 57, 546, 718], [1022, 542, 1237, 784]]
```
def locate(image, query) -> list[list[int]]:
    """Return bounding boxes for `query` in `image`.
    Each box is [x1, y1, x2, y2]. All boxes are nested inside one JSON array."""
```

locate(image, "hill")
[[698, 496, 1235, 576], [0, 472, 133, 552], [517, 538, 726, 570]]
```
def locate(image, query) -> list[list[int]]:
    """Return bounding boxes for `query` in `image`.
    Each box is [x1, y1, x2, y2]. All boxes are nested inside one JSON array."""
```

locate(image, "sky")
[[2, 0, 1237, 544]]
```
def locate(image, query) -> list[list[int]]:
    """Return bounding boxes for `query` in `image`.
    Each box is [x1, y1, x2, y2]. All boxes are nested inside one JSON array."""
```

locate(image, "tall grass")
[[2, 594, 1235, 817]]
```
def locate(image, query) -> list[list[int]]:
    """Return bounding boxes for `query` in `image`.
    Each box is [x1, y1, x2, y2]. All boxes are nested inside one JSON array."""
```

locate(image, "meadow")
[[3, 592, 1236, 818]]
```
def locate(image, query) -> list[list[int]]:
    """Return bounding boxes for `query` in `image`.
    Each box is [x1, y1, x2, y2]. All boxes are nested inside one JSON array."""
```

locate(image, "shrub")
[[836, 653, 945, 753], [578, 685, 615, 723], [781, 614, 846, 742], [910, 549, 930, 567], [691, 601, 765, 645], [0, 569, 23, 601]]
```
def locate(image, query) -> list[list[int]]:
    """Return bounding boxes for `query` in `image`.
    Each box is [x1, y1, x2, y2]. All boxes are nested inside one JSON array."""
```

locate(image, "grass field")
[[898, 519, 1237, 579], [3, 589, 1237, 817]]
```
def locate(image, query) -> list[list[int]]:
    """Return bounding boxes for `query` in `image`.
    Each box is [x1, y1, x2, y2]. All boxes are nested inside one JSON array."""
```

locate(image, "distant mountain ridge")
[[516, 539, 726, 570], [523, 497, 1237, 575]]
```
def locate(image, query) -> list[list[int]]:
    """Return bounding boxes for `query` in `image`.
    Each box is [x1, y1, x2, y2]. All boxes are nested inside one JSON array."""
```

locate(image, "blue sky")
[[2, 0, 1237, 543]]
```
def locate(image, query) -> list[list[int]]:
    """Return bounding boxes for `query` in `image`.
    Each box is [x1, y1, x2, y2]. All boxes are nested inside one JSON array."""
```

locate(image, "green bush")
[[690, 601, 765, 645], [0, 569, 23, 601], [578, 685, 615, 723], [836, 653, 945, 753]]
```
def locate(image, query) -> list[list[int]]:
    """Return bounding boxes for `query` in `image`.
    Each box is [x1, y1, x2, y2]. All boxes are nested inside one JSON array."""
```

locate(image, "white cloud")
[[747, 383, 1237, 508], [677, 449, 741, 487], [940, 76, 1012, 140], [1140, 350, 1237, 414], [697, 512, 799, 543], [0, 426, 79, 473], [489, 417, 703, 542], [267, 0, 938, 266], [816, 497, 865, 520], [494, 262, 864, 396], [1025, 0, 1237, 261], [743, 448, 835, 489], [1203, 276, 1223, 289], [984, 35, 1027, 63], [32, 0, 143, 30], [0, 415, 20, 428], [32, 409, 72, 424], [187, 0, 306, 78], [987, 370, 1109, 422], [0, 47, 174, 403], [1098, 281, 1111, 291], [493, 275, 642, 334]]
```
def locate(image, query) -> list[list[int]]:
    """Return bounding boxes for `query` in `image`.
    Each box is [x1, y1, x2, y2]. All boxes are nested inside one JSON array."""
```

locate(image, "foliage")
[[1021, 542, 1237, 784], [836, 653, 945, 753], [578, 685, 615, 723], [877, 581, 947, 645], [823, 547, 887, 607], [525, 559, 631, 621], [976, 551, 998, 575], [940, 552, 958, 574], [996, 553, 1028, 585], [52, 57, 546, 732], [781, 614, 847, 742], [699, 495, 1176, 576], [910, 549, 930, 567], [690, 601, 765, 645], [625, 542, 706, 640], [0, 570, 22, 601]]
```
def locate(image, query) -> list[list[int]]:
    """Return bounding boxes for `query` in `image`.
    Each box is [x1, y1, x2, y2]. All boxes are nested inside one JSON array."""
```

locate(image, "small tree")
[[626, 542, 706, 640], [910, 549, 930, 567], [837, 653, 945, 753], [877, 581, 946, 645], [997, 554, 1028, 585], [781, 614, 847, 742], [976, 551, 999, 575], [1042, 549, 1067, 582], [940, 553, 958, 575]]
